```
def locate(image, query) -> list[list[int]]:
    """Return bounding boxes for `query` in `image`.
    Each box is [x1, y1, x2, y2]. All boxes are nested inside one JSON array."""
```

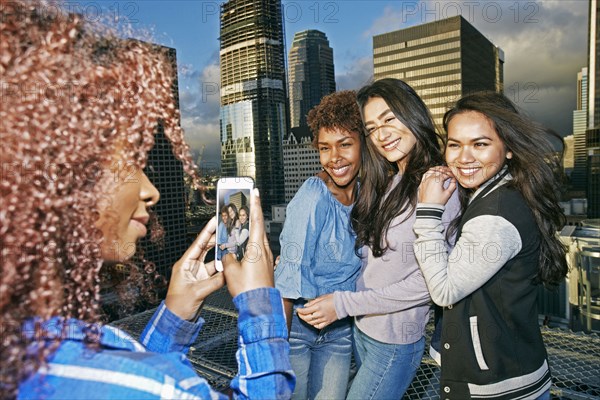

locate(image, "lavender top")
[[334, 174, 460, 344]]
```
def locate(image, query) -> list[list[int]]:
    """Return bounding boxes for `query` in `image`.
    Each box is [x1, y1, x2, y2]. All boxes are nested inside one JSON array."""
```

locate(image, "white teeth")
[[383, 139, 400, 150], [331, 165, 349, 175], [458, 167, 480, 176]]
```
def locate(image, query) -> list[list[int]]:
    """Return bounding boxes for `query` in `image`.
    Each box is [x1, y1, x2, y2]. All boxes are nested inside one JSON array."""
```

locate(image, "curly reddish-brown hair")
[[0, 1, 204, 397], [306, 90, 365, 147]]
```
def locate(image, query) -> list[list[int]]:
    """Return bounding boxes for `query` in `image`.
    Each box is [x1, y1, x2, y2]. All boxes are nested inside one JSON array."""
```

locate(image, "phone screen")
[[215, 177, 254, 271]]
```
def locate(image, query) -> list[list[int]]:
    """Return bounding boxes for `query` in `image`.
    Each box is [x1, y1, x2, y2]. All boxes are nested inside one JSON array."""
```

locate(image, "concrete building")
[[373, 15, 503, 130], [288, 29, 336, 129], [282, 127, 321, 202], [219, 0, 287, 212], [587, 0, 600, 217], [573, 67, 590, 192], [140, 46, 188, 282]]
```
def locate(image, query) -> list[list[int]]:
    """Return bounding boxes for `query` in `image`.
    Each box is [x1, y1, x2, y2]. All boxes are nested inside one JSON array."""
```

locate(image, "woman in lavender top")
[[298, 79, 460, 399], [275, 91, 364, 400]]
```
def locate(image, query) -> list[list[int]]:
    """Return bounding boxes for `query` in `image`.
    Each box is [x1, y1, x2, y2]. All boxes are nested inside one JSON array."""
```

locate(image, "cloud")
[[467, 0, 588, 135], [361, 0, 588, 136], [336, 56, 374, 90], [179, 62, 222, 170]]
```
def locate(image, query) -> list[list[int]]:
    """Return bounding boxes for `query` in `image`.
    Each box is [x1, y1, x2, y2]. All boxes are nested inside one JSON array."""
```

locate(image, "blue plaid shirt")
[[18, 287, 295, 399]]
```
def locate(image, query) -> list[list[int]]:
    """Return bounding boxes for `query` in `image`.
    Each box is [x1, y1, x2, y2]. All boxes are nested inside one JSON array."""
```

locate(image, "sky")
[[67, 0, 589, 168]]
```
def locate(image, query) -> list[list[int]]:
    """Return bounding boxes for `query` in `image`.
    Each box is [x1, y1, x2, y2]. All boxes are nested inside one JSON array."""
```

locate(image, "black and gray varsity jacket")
[[413, 171, 552, 400]]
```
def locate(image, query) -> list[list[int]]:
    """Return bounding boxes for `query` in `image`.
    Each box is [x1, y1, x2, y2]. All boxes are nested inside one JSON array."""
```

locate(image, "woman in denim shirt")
[[299, 79, 460, 399], [275, 91, 365, 400]]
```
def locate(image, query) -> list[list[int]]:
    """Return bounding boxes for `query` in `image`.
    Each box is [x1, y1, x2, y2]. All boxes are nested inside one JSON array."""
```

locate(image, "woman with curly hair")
[[414, 92, 568, 399], [298, 79, 460, 399], [0, 1, 293, 399], [275, 90, 364, 399]]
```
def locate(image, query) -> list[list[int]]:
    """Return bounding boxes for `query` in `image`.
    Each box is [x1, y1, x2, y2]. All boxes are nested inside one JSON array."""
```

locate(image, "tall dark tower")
[[288, 29, 336, 129], [219, 0, 287, 212], [586, 0, 600, 217], [142, 46, 188, 280]]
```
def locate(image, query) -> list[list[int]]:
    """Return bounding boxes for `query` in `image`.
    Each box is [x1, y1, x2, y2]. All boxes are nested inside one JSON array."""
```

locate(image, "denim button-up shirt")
[[275, 177, 361, 299], [18, 288, 295, 399]]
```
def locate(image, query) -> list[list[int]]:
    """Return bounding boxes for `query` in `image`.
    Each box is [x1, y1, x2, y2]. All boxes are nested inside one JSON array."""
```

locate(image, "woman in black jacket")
[[414, 92, 568, 399]]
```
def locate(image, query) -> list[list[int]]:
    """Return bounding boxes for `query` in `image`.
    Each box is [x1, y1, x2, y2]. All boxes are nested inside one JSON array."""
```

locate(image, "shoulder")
[[289, 177, 331, 208], [468, 185, 535, 232]]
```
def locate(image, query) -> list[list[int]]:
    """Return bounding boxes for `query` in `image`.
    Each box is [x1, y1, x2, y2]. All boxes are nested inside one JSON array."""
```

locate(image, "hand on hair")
[[165, 217, 225, 321], [297, 293, 338, 330], [221, 189, 275, 298], [418, 166, 457, 205]]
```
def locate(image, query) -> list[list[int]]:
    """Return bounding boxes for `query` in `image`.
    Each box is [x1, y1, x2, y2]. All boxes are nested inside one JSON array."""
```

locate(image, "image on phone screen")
[[215, 177, 253, 272]]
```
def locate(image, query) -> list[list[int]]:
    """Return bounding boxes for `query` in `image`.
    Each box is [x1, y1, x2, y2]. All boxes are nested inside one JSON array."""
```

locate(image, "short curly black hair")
[[307, 90, 364, 147]]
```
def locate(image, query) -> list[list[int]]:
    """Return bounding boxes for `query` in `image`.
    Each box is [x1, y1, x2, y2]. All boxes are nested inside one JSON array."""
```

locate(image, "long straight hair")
[[352, 79, 443, 257], [443, 91, 568, 286]]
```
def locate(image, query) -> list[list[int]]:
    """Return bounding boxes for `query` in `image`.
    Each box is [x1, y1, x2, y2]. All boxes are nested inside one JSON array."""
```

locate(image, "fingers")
[[248, 189, 265, 244], [423, 166, 454, 181], [182, 217, 217, 261], [204, 260, 218, 276], [221, 253, 238, 270]]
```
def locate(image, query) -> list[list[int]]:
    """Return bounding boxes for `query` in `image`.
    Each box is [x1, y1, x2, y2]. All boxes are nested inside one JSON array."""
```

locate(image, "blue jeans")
[[347, 324, 425, 400], [537, 389, 551, 400], [289, 305, 353, 400]]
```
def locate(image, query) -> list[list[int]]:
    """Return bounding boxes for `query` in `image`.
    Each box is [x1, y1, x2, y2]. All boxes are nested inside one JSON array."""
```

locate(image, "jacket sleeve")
[[140, 301, 203, 355], [275, 179, 327, 299], [412, 203, 522, 306], [230, 288, 296, 399]]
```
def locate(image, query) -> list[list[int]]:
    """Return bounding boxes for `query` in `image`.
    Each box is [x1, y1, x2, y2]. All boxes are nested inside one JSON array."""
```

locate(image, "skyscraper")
[[142, 46, 188, 281], [373, 15, 503, 129], [219, 0, 287, 211], [588, 0, 599, 130], [288, 29, 336, 129], [586, 0, 600, 217], [573, 67, 589, 192]]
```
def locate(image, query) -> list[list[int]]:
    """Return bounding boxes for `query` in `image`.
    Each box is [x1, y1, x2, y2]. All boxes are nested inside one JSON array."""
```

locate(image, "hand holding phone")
[[215, 177, 254, 272]]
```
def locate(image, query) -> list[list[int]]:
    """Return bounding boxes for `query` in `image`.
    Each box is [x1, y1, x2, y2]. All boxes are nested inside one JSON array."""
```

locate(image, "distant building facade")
[[282, 127, 321, 202], [288, 29, 336, 129], [587, 0, 600, 217], [573, 67, 590, 192], [141, 46, 188, 281], [373, 15, 503, 130], [219, 0, 287, 212]]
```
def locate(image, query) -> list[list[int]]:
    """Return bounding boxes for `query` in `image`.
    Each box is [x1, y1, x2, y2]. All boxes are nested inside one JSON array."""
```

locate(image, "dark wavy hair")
[[307, 90, 365, 146], [352, 79, 443, 257], [226, 203, 239, 235], [0, 1, 205, 397], [443, 91, 568, 286]]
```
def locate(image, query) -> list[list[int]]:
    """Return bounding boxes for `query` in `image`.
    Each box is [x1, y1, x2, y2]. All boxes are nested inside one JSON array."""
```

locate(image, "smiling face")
[[445, 111, 513, 190], [239, 208, 248, 225], [362, 96, 417, 172], [220, 209, 228, 224], [95, 159, 160, 263], [317, 127, 362, 189]]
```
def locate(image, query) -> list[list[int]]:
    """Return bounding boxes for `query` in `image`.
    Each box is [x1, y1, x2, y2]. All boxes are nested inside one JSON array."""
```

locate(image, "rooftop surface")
[[113, 287, 600, 399]]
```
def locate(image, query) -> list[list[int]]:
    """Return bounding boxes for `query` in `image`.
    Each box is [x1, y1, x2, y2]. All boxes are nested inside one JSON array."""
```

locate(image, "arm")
[[230, 288, 295, 399], [222, 189, 295, 398], [275, 179, 326, 300], [412, 205, 522, 306], [333, 270, 432, 318], [235, 227, 249, 246]]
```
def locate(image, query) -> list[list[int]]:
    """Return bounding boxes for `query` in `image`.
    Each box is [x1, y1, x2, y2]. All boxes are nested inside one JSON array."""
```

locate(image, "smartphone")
[[214, 177, 254, 272]]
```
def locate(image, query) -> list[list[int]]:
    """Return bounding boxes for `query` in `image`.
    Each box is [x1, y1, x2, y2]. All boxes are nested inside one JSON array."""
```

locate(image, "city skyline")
[[64, 1, 588, 168]]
